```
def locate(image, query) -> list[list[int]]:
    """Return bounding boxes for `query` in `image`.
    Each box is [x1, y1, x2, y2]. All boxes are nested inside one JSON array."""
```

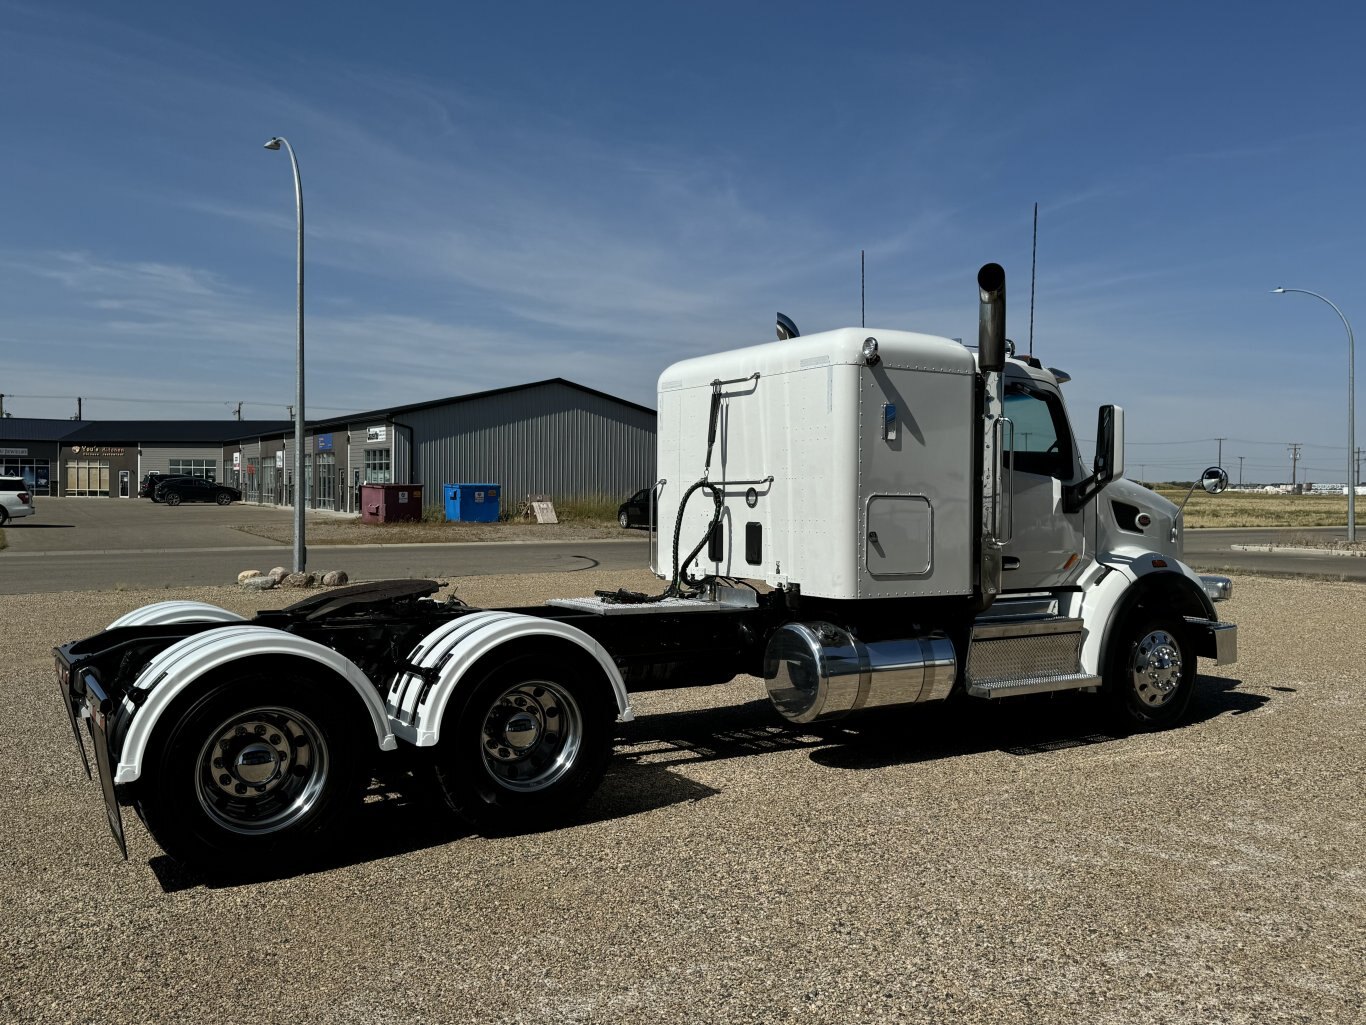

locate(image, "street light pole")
[[265, 136, 307, 572], [1272, 288, 1356, 542]]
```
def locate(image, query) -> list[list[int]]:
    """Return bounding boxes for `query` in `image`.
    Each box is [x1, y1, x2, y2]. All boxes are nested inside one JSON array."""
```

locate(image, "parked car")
[[139, 472, 196, 501], [617, 487, 656, 530], [155, 478, 242, 506], [0, 476, 36, 525]]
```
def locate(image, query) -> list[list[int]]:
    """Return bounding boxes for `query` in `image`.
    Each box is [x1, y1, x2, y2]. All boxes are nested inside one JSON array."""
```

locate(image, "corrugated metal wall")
[[401, 382, 656, 510]]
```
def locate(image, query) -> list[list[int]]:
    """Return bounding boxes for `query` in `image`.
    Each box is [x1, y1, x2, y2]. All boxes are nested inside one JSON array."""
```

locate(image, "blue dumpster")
[[444, 483, 501, 522]]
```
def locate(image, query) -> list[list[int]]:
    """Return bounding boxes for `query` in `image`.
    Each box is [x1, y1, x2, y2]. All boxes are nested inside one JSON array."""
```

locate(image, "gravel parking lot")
[[2, 571, 1362, 1024]]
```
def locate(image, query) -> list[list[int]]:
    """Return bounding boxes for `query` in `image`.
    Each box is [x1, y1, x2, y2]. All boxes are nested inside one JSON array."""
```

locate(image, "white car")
[[0, 476, 36, 525]]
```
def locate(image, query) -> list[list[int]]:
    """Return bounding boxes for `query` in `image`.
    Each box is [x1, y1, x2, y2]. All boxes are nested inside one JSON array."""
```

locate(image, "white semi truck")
[[56, 263, 1236, 873]]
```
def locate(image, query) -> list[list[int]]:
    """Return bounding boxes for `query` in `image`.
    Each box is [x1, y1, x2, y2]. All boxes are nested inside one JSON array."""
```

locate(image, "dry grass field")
[[1156, 489, 1353, 528]]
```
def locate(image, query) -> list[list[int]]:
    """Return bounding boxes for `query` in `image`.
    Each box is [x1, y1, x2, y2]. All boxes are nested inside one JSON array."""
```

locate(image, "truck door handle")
[[1002, 556, 1020, 570], [867, 531, 879, 545]]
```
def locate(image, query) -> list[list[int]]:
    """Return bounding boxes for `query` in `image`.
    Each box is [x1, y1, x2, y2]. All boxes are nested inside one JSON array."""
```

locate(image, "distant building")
[[0, 378, 656, 512]]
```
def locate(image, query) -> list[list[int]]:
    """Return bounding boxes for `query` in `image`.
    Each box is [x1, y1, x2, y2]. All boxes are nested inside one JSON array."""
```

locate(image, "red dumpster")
[[360, 483, 424, 523]]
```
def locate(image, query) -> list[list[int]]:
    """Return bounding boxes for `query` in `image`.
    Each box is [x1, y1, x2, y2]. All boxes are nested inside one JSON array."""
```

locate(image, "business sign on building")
[[317, 433, 333, 452], [69, 446, 126, 456], [366, 426, 387, 443], [232, 452, 241, 470], [275, 451, 284, 468], [0, 448, 27, 457]]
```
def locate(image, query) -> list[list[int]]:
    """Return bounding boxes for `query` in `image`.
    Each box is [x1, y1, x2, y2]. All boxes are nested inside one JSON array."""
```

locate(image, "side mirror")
[[1093, 404, 1124, 483], [1200, 466, 1230, 495], [1063, 404, 1124, 514]]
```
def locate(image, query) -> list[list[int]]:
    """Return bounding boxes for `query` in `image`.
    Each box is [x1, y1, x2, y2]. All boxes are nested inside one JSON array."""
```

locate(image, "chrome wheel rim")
[[1130, 630, 1183, 707], [194, 706, 329, 834], [479, 680, 582, 792]]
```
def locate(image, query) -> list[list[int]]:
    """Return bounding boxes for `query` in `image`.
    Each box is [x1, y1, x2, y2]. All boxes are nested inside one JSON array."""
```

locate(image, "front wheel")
[[134, 673, 367, 873], [165, 492, 182, 506], [618, 510, 630, 529], [1104, 614, 1196, 729], [432, 650, 614, 834], [216, 492, 233, 506]]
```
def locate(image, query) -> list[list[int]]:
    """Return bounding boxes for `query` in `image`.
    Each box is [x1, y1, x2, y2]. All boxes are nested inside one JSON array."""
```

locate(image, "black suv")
[[139, 472, 195, 501], [155, 478, 242, 506]]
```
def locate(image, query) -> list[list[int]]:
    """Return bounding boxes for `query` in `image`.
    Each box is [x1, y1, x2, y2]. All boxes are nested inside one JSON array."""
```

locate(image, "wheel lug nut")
[[270, 734, 281, 744], [254, 724, 266, 735], [255, 785, 267, 793], [235, 726, 247, 736], [213, 758, 224, 768], [235, 784, 247, 795], [219, 774, 231, 785]]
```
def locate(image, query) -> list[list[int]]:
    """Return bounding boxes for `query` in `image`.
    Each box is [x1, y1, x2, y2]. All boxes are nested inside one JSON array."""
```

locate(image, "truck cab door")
[[999, 379, 1089, 590]]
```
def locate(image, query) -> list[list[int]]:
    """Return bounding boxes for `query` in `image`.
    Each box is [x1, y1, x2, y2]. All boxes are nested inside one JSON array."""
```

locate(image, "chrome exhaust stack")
[[977, 263, 1008, 605]]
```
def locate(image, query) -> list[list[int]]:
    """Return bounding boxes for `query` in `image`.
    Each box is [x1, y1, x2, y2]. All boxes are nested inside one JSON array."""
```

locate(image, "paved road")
[[0, 497, 652, 593], [1183, 525, 1366, 579]]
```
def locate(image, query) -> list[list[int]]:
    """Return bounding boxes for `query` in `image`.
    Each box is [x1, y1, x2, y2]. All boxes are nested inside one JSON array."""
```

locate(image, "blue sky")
[[1, 0, 1363, 484]]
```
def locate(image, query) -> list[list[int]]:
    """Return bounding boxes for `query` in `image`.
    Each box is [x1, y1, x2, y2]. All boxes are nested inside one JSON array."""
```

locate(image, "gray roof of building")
[[63, 420, 295, 445], [305, 378, 656, 431], [0, 418, 89, 443]]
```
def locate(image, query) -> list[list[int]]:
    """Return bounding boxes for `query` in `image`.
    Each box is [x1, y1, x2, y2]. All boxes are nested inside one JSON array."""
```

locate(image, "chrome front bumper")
[[1186, 617, 1238, 666]]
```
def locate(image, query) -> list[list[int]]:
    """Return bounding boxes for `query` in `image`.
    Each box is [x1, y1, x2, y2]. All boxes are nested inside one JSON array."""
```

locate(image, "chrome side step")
[[966, 614, 1098, 699], [967, 672, 1101, 699]]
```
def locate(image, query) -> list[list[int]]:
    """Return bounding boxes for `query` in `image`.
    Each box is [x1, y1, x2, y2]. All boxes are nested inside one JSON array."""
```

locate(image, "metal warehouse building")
[[2, 379, 656, 514]]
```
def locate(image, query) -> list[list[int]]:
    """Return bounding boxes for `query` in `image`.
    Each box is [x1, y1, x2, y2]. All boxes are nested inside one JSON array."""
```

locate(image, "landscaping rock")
[[268, 566, 290, 583], [322, 570, 349, 586], [237, 570, 262, 584], [241, 575, 277, 590], [283, 572, 318, 588]]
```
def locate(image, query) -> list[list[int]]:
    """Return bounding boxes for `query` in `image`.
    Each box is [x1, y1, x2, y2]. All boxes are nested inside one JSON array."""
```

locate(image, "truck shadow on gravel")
[[151, 674, 1262, 891]]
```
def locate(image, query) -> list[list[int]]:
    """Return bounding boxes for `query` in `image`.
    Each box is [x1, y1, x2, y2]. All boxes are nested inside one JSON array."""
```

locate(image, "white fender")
[[114, 625, 397, 784], [1079, 546, 1212, 675], [386, 612, 634, 747], [108, 601, 246, 628]]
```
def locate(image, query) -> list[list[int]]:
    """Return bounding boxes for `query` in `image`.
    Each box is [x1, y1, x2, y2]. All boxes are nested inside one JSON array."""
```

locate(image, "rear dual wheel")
[[433, 652, 613, 834], [135, 673, 366, 874]]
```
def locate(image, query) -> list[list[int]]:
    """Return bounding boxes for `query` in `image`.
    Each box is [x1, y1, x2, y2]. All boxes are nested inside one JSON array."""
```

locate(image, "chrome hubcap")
[[480, 681, 582, 792], [195, 707, 329, 834], [1131, 630, 1183, 707]]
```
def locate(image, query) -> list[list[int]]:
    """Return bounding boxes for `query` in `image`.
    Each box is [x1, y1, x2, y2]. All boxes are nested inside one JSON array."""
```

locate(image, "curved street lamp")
[[1271, 287, 1356, 542], [264, 136, 306, 572]]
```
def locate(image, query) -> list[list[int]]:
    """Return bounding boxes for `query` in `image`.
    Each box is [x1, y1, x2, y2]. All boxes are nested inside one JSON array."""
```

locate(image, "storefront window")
[[65, 460, 110, 497], [169, 459, 217, 481], [0, 458, 51, 495], [364, 448, 392, 483]]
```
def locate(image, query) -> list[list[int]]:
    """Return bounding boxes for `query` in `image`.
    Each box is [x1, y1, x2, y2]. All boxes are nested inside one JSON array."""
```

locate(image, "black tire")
[[433, 648, 614, 835], [618, 510, 630, 529], [0, 508, 8, 526], [133, 673, 368, 874], [165, 492, 182, 506], [1104, 613, 1196, 729], [216, 492, 233, 506]]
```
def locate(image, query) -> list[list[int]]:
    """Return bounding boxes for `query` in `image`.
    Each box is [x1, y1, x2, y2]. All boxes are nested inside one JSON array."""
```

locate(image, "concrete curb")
[[1230, 544, 1366, 558]]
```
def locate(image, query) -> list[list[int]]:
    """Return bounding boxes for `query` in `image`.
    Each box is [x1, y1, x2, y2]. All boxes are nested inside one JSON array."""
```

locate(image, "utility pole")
[[1238, 455, 1244, 487], [1288, 442, 1302, 489], [287, 405, 294, 420], [234, 402, 243, 421], [0, 394, 5, 419], [1215, 437, 1226, 466], [75, 397, 82, 421]]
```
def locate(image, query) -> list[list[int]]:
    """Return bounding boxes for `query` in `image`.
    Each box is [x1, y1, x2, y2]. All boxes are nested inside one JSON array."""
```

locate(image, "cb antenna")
[[1028, 202, 1038, 357], [860, 249, 865, 327]]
